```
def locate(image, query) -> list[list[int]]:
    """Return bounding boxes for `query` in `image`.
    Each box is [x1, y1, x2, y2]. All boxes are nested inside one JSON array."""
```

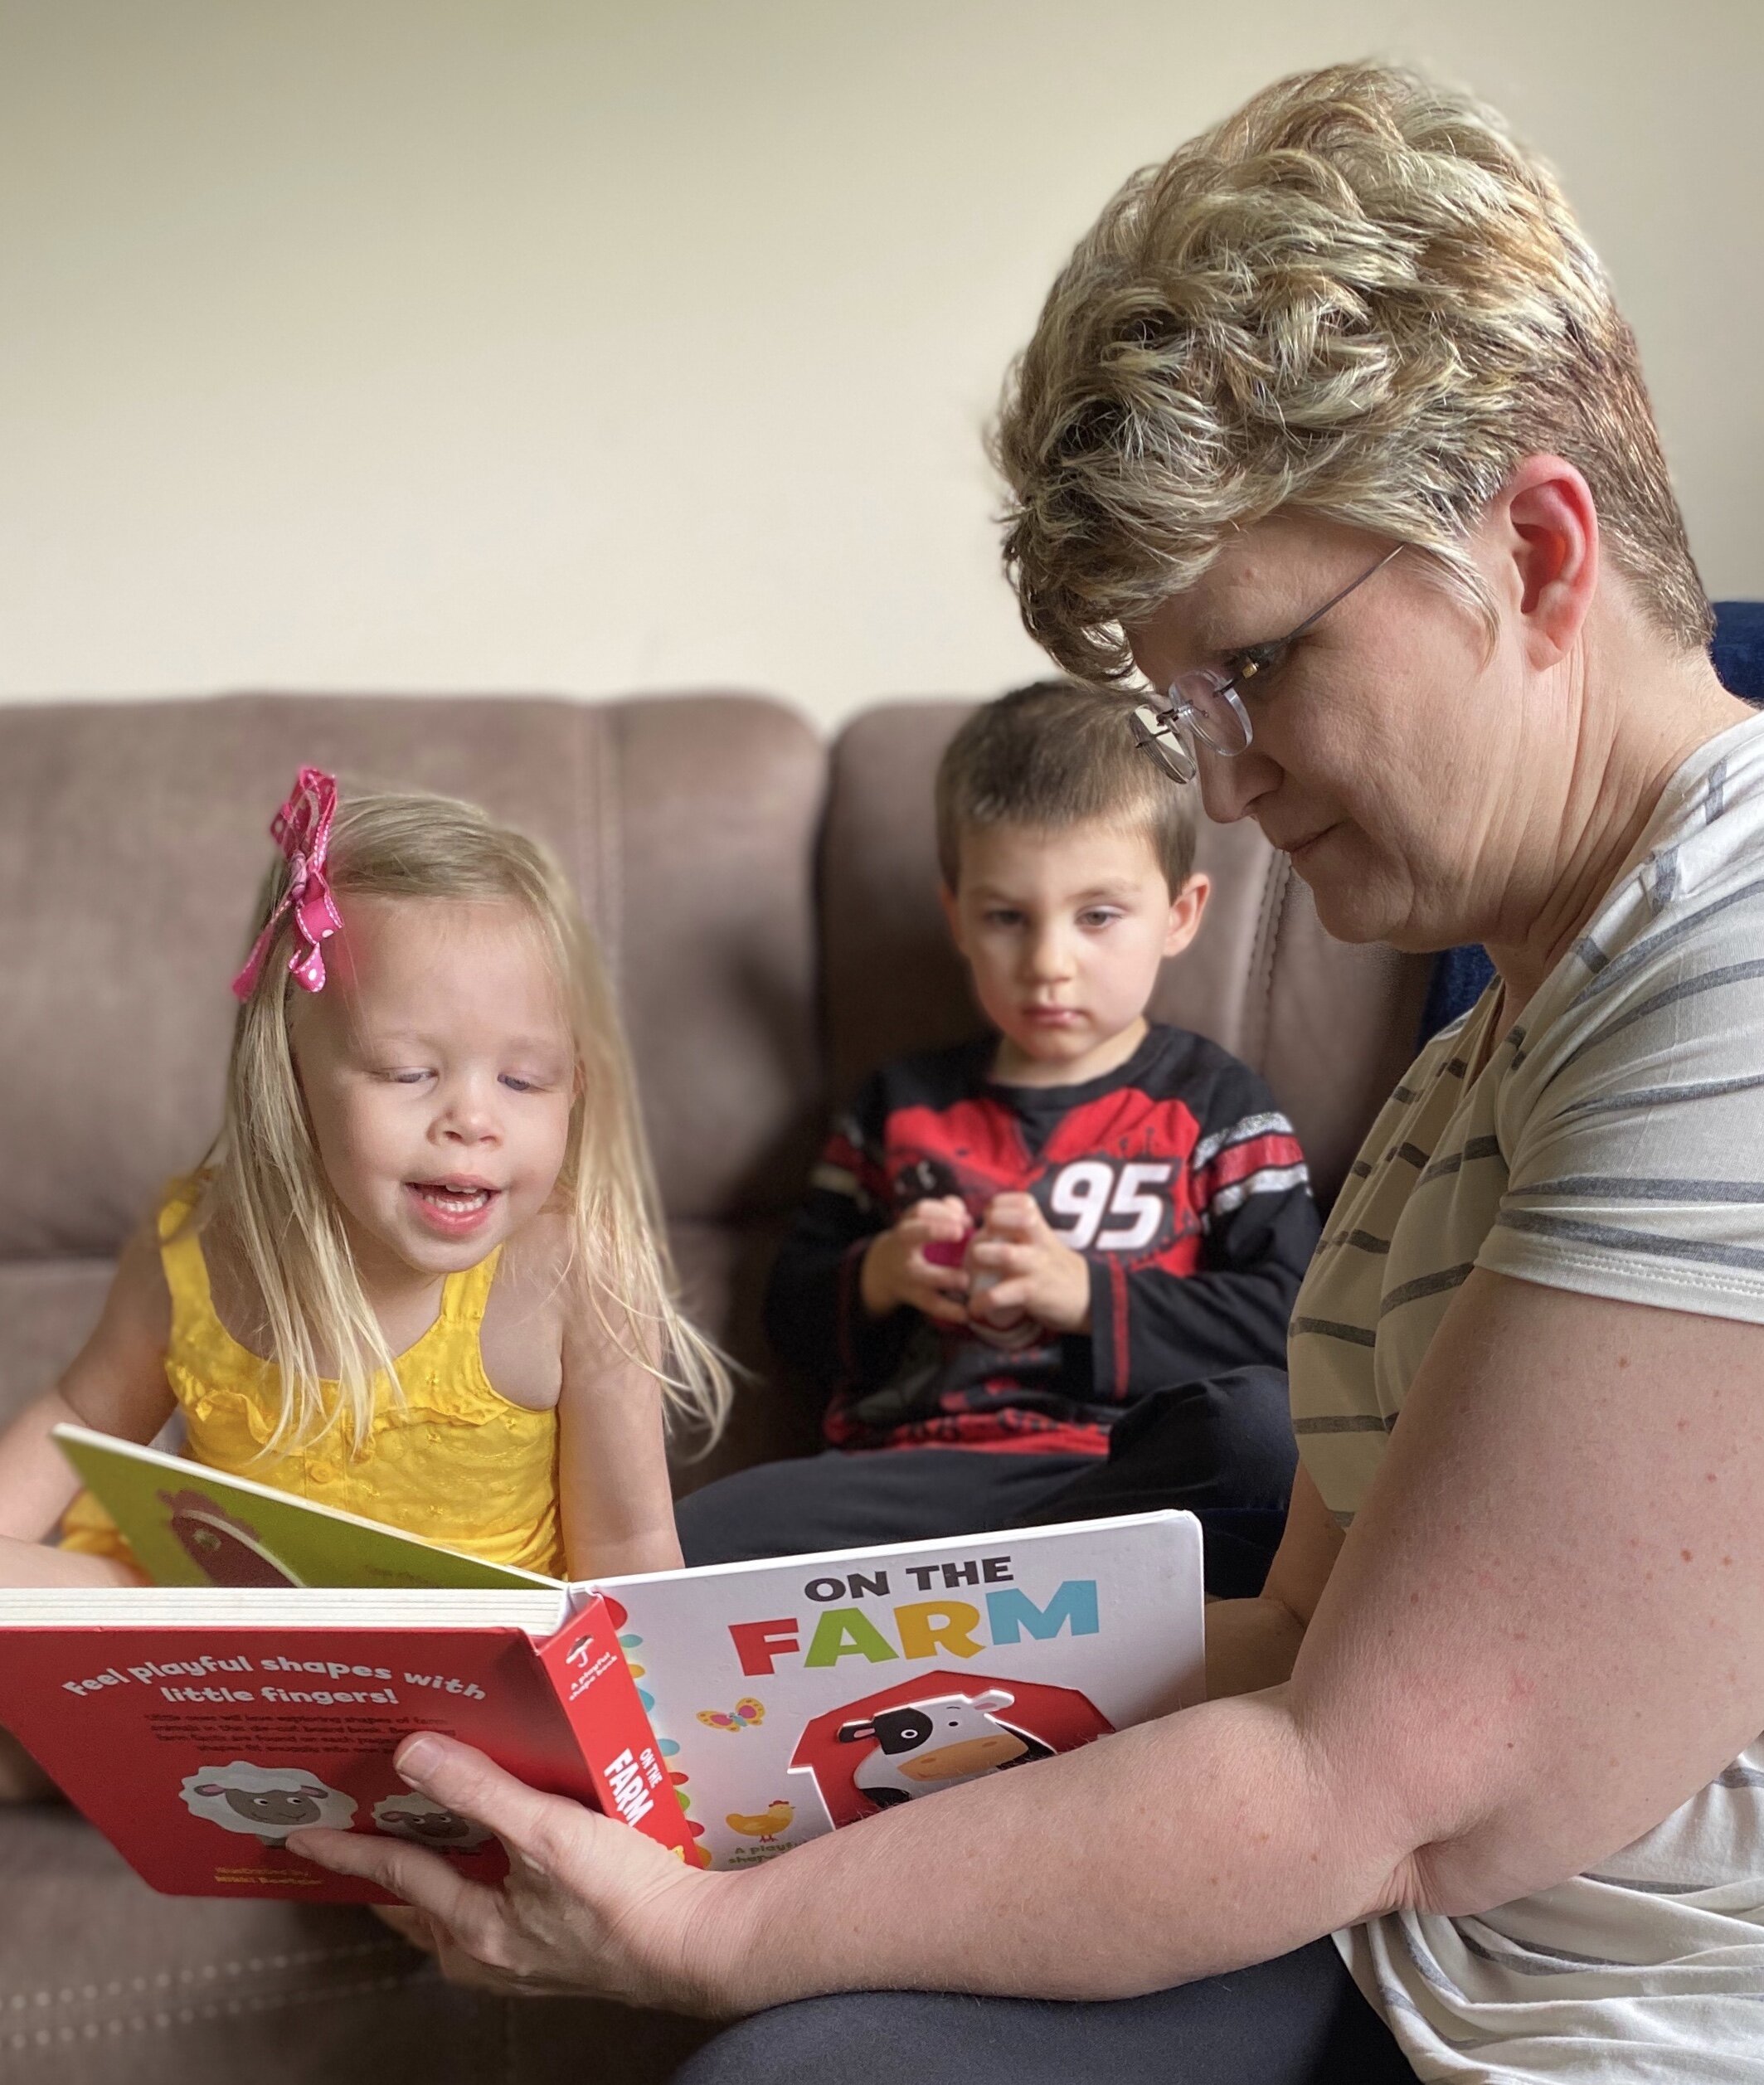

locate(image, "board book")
[[0, 1429, 1204, 1901]]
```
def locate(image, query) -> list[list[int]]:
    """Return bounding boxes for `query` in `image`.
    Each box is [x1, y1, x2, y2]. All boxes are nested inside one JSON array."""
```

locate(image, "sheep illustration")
[[371, 1791, 496, 1854], [179, 1762, 357, 1846]]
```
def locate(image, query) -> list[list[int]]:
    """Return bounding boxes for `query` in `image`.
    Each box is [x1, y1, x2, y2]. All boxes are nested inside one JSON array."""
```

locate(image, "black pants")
[[676, 1367, 1298, 1597], [673, 1937, 1414, 2084]]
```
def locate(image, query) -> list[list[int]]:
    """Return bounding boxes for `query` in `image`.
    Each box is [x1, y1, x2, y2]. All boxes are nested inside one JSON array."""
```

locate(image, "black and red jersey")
[[762, 1024, 1319, 1455]]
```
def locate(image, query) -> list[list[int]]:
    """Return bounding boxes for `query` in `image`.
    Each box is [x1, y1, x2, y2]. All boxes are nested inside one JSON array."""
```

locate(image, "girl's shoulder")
[[107, 1214, 174, 1329], [55, 1215, 175, 1427]]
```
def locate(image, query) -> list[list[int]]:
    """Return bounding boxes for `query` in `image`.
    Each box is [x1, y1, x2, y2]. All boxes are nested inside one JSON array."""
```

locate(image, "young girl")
[[0, 767, 728, 1597]]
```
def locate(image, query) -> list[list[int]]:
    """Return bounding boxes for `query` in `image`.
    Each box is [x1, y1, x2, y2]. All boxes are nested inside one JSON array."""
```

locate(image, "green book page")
[[54, 1426, 560, 1592]]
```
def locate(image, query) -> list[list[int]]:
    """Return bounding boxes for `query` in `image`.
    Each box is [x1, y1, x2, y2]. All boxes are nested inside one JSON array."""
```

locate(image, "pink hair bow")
[[231, 767, 345, 999]]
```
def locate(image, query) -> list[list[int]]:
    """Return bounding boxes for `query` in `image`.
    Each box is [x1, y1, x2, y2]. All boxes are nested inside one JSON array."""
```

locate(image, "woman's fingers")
[[309, 1738, 742, 2012], [371, 1901, 441, 1952], [289, 1734, 572, 1924], [391, 1734, 581, 1866], [288, 1820, 499, 1947]]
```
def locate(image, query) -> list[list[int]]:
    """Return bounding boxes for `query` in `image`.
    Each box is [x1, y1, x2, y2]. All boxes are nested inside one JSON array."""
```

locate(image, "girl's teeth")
[[420, 1186, 489, 1211]]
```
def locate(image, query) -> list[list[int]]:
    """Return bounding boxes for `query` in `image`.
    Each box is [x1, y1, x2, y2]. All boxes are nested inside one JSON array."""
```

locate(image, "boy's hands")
[[968, 1194, 1092, 1335], [859, 1198, 971, 1324], [859, 1191, 1093, 1337]]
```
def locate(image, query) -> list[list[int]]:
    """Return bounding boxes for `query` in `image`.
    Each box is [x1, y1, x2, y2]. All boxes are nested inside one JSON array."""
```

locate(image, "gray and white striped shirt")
[[1290, 707, 1764, 2080]]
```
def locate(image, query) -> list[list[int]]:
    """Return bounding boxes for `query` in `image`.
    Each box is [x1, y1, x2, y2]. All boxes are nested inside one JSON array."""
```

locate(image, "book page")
[[54, 1425, 561, 1592], [592, 1512, 1203, 1871]]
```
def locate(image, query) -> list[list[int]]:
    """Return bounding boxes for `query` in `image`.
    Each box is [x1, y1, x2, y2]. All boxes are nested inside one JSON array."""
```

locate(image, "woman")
[[297, 64, 1764, 2084]]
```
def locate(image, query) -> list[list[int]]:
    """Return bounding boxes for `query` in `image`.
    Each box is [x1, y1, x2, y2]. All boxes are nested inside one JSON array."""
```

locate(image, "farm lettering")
[[729, 1579, 1101, 1678], [604, 1745, 666, 1827]]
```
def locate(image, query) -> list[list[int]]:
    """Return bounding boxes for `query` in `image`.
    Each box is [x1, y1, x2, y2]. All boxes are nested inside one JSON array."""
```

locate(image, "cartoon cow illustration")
[[371, 1791, 497, 1853], [836, 1689, 1052, 1810], [179, 1762, 357, 1845]]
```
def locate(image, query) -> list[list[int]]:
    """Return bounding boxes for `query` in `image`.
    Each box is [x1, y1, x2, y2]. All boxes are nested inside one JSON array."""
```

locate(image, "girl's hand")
[[289, 1733, 751, 2014], [968, 1193, 1092, 1334], [0, 1533, 145, 1589], [858, 1198, 971, 1323]]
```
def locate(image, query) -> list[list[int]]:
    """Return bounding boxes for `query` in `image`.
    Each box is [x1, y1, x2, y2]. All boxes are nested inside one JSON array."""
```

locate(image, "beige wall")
[[2, 0, 1757, 725]]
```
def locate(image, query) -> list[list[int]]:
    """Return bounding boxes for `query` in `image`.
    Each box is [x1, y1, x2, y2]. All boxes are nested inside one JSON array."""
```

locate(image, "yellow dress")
[[61, 1180, 564, 1577]]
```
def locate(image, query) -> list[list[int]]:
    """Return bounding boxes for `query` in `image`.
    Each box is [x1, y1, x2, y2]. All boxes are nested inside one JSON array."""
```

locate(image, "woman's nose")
[[1197, 741, 1278, 825]]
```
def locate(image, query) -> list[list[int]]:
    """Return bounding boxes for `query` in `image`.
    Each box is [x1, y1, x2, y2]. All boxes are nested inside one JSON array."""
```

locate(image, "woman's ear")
[[1492, 454, 1601, 669], [1163, 872, 1211, 958]]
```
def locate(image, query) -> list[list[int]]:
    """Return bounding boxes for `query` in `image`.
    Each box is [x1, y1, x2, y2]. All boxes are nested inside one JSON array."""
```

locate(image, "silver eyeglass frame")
[[1129, 545, 1403, 785]]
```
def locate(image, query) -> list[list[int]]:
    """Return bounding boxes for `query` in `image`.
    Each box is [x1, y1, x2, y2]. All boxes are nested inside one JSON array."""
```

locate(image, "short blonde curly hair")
[[994, 62, 1713, 681]]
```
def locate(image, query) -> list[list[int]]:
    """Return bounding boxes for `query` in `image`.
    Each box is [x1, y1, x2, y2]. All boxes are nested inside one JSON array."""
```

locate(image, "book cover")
[[53, 1425, 558, 1592], [598, 1512, 1203, 1871], [0, 1589, 692, 1900], [1, 1512, 1203, 1893]]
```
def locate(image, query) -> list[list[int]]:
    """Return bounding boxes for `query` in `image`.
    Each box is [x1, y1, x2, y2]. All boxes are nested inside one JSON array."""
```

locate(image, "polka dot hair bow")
[[230, 767, 345, 999]]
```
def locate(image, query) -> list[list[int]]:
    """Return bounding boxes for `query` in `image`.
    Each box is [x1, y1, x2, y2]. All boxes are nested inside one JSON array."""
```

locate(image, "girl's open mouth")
[[406, 1181, 502, 1233]]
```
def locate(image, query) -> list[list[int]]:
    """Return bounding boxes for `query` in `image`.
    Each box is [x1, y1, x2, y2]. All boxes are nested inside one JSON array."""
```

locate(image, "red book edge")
[[536, 1593, 702, 1866]]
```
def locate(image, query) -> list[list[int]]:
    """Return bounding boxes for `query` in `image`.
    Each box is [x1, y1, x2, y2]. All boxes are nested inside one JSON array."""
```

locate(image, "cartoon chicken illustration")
[[724, 1800, 794, 1844]]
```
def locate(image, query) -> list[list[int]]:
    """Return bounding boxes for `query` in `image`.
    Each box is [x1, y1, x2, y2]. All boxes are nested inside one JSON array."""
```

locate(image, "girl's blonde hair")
[[204, 784, 731, 1456], [994, 61, 1713, 683]]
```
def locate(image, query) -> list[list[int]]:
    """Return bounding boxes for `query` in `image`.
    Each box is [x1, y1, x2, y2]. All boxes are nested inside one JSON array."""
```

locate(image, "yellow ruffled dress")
[[60, 1180, 564, 1577]]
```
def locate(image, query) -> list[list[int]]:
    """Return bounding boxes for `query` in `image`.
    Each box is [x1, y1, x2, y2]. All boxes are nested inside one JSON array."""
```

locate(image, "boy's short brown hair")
[[935, 681, 1198, 892]]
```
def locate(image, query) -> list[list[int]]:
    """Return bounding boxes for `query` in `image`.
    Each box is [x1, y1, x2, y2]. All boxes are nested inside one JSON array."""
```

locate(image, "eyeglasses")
[[1128, 545, 1403, 785]]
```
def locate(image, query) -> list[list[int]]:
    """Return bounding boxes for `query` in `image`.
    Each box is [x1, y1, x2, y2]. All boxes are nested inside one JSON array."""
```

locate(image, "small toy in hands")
[[911, 1198, 1045, 1348], [900, 1164, 972, 1269], [967, 1261, 1043, 1349], [959, 1206, 1047, 1351], [921, 1231, 972, 1271]]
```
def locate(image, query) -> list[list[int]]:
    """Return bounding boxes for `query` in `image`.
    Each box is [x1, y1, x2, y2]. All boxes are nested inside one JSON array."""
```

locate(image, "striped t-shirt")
[[1290, 707, 1764, 2081]]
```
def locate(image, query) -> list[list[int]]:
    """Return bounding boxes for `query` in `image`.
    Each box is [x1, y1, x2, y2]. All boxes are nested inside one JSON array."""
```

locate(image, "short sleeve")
[[1480, 869, 1764, 1322]]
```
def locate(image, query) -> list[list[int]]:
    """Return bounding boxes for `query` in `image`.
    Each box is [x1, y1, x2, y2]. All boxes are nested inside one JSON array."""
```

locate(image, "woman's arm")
[[294, 1268, 1764, 2015], [0, 1223, 174, 1587]]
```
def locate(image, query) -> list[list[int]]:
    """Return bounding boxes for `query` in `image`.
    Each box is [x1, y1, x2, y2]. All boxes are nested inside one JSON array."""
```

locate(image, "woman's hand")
[[289, 1733, 751, 2014]]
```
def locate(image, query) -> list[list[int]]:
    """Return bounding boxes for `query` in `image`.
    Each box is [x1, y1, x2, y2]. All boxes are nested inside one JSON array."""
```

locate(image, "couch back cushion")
[[0, 693, 824, 1264], [819, 702, 1431, 1207]]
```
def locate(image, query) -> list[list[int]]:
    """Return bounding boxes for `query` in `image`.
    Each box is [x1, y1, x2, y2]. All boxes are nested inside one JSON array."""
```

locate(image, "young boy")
[[674, 683, 1318, 1573]]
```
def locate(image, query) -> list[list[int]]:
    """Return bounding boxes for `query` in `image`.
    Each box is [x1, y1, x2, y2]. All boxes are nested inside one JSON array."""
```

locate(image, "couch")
[[0, 688, 1435, 2084]]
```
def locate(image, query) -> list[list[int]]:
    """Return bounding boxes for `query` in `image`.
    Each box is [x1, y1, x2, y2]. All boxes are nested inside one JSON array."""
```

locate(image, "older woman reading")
[[296, 63, 1764, 2085]]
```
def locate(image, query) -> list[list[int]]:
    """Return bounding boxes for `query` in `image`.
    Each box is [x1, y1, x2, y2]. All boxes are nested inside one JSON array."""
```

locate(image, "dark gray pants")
[[676, 1367, 1299, 1597], [673, 1938, 1413, 2084]]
